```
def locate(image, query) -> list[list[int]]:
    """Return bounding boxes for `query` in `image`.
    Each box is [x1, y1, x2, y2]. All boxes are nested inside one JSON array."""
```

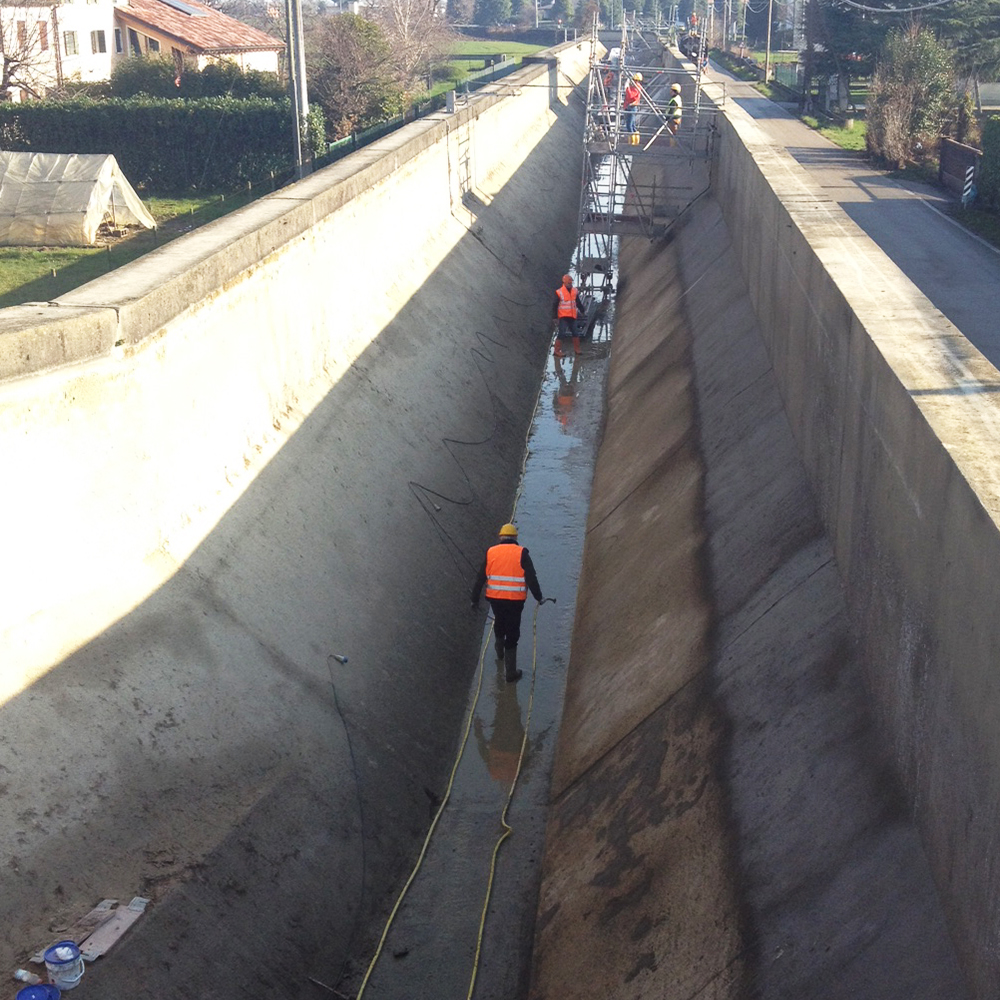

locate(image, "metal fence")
[[315, 59, 525, 170]]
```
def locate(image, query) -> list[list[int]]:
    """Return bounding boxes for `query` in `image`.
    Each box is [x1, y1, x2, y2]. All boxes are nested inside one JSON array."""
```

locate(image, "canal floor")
[[354, 314, 614, 1000]]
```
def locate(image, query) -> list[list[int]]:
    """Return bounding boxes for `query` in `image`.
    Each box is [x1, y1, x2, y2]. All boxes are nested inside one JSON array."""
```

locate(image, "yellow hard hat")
[[671, 82, 682, 92], [498, 523, 518, 537], [634, 72, 643, 82]]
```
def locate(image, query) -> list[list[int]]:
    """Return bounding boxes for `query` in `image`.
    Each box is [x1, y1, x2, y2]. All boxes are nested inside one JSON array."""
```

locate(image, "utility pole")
[[285, 0, 310, 178], [763, 0, 773, 82]]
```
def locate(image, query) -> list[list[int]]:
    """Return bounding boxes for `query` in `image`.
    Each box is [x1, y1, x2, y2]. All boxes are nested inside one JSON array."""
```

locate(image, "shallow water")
[[356, 305, 617, 1000]]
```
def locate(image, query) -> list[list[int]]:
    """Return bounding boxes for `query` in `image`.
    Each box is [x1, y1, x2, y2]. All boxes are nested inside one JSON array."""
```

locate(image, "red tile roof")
[[115, 0, 284, 54]]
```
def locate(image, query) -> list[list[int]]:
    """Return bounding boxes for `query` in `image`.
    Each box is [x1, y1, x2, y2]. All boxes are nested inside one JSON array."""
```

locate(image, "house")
[[0, 0, 283, 101], [115, 0, 284, 75]]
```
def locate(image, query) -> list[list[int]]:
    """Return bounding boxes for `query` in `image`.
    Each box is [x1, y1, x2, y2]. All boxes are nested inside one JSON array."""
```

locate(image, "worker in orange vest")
[[623, 72, 642, 143], [470, 523, 544, 683], [551, 273, 582, 357]]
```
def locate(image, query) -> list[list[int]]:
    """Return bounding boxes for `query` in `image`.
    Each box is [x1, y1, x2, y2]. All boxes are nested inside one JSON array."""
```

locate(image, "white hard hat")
[[671, 82, 682, 92]]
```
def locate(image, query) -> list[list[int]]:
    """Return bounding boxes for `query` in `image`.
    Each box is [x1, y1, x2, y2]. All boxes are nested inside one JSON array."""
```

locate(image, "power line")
[[832, 0, 957, 10]]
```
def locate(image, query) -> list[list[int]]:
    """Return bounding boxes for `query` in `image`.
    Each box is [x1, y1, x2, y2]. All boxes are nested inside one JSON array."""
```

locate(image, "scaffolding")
[[571, 17, 722, 320]]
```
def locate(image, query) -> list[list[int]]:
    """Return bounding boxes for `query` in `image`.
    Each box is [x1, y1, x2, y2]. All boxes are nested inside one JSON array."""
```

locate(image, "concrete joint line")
[[720, 366, 773, 410], [552, 668, 706, 805], [714, 555, 835, 669], [678, 246, 732, 302], [585, 442, 688, 537]]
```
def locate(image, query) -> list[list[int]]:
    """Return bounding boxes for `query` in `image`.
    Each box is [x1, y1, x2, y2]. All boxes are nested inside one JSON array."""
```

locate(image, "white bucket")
[[43, 940, 84, 990]]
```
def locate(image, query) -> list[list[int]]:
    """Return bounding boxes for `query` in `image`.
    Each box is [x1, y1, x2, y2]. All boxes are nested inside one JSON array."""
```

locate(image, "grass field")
[[0, 192, 254, 309], [427, 38, 547, 97], [801, 114, 867, 151]]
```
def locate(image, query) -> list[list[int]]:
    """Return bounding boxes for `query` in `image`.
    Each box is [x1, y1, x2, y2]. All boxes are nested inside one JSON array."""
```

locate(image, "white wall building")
[[1, 0, 282, 100]]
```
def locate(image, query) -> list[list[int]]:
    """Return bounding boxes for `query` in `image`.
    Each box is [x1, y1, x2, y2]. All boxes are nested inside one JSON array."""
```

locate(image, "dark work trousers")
[[489, 598, 526, 652]]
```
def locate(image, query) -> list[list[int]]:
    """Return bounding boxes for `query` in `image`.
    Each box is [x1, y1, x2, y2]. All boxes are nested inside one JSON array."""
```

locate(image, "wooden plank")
[[79, 897, 149, 961], [29, 899, 117, 964]]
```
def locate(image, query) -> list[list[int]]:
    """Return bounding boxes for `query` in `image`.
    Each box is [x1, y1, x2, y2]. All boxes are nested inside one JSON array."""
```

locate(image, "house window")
[[91, 30, 106, 53], [114, 27, 122, 52], [128, 28, 140, 56], [146, 36, 159, 52], [17, 21, 27, 48], [63, 31, 78, 56], [38, 22, 48, 50]]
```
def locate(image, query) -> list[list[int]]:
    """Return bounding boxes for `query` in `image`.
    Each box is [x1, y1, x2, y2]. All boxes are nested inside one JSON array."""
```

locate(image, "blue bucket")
[[16, 986, 61, 1000]]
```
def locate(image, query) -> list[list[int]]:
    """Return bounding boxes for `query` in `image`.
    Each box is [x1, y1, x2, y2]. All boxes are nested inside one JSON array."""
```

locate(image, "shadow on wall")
[[0, 91, 584, 1000]]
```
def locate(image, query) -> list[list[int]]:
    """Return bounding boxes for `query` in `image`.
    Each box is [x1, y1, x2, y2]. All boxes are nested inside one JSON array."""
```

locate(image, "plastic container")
[[42, 940, 84, 991], [16, 986, 61, 1000]]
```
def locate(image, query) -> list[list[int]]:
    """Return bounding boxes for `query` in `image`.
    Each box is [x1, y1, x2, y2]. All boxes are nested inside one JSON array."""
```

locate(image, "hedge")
[[979, 116, 1000, 211], [0, 96, 325, 191]]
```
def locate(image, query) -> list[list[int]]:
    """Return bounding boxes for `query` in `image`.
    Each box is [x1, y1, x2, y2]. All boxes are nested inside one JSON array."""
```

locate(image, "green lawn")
[[801, 114, 867, 150], [0, 192, 254, 309], [427, 39, 546, 97]]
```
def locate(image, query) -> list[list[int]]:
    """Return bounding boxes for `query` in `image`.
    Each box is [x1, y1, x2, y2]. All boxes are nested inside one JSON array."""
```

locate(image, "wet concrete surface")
[[355, 317, 615, 1000]]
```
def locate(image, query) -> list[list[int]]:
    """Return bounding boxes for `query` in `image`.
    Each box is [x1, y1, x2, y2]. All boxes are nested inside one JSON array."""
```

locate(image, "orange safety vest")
[[556, 285, 578, 319], [484, 544, 527, 600], [623, 83, 640, 108]]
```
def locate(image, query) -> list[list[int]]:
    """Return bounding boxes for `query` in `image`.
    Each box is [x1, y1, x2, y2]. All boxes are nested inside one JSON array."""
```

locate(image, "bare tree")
[[305, 11, 405, 136], [369, 0, 453, 90], [0, 4, 58, 100]]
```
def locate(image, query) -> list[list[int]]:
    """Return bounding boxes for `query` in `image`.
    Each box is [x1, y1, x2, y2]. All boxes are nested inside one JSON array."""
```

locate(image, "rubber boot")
[[504, 646, 522, 683], [553, 340, 564, 358], [573, 336, 582, 355]]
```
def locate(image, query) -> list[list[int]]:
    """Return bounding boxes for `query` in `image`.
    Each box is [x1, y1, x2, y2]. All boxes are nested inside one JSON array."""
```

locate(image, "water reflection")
[[552, 355, 580, 432], [475, 672, 527, 788]]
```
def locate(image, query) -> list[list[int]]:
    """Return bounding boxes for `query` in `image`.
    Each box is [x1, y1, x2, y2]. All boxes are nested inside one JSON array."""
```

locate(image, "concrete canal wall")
[[711, 86, 1000, 999], [532, 57, 1000, 999], [0, 42, 589, 994]]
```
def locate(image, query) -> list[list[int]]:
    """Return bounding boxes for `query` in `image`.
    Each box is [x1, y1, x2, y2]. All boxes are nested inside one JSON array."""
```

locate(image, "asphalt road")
[[711, 68, 1000, 369]]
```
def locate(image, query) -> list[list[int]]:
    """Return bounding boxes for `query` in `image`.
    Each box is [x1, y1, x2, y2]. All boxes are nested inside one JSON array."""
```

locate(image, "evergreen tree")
[[926, 0, 1000, 82], [553, 0, 573, 21], [474, 0, 513, 22]]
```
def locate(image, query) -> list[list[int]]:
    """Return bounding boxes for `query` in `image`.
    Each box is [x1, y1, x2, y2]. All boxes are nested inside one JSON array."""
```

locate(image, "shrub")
[[979, 116, 1000, 210], [866, 25, 953, 168], [0, 96, 324, 190]]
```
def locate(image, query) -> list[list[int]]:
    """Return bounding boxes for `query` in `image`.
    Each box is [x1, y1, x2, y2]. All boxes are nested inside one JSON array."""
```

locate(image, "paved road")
[[706, 68, 1000, 369]]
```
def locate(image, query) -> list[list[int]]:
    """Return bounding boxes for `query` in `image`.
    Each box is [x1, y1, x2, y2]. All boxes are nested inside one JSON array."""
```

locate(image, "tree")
[[474, 0, 513, 25], [446, 0, 475, 22], [926, 0, 1000, 84], [576, 0, 600, 27], [0, 8, 57, 100], [551, 0, 573, 22], [304, 13, 405, 137], [370, 0, 453, 85], [866, 24, 954, 168]]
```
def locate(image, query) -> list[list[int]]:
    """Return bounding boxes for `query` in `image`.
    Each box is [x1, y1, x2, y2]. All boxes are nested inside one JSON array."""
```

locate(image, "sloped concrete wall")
[[0, 46, 586, 697], [711, 87, 1000, 998], [0, 44, 590, 994], [530, 184, 966, 1000]]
